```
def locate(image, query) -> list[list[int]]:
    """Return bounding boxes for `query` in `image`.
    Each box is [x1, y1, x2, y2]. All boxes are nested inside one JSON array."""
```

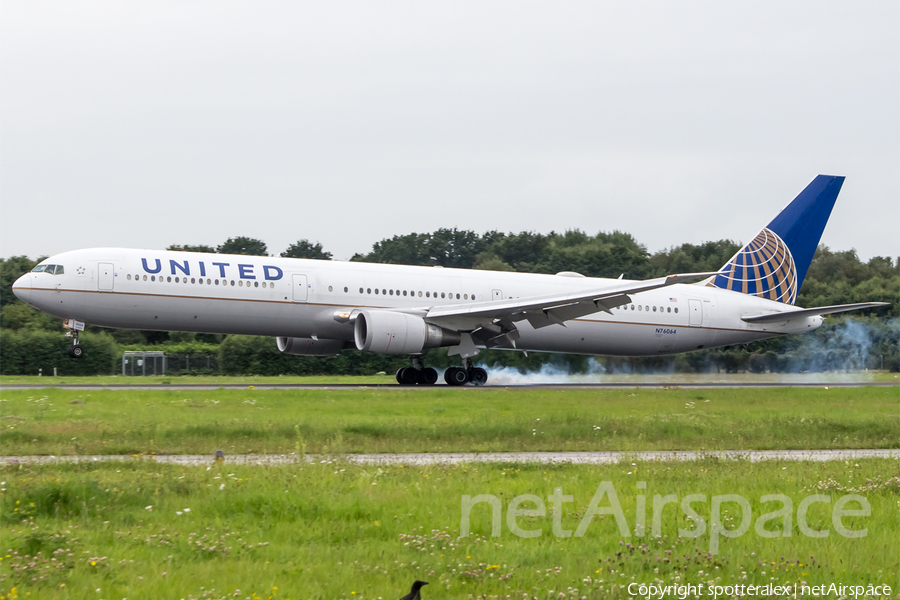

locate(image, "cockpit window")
[[31, 264, 64, 274]]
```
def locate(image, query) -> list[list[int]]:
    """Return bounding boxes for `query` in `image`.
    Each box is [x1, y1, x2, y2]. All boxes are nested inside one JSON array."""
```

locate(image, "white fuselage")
[[13, 248, 822, 356]]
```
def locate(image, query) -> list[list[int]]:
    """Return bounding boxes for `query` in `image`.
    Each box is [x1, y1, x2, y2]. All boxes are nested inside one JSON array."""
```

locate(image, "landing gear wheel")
[[444, 366, 469, 386], [417, 367, 438, 385], [68, 345, 85, 359], [397, 366, 419, 385], [468, 367, 488, 386]]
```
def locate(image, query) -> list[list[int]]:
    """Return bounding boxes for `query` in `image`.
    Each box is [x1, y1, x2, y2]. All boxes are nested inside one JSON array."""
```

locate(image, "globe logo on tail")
[[710, 228, 798, 304]]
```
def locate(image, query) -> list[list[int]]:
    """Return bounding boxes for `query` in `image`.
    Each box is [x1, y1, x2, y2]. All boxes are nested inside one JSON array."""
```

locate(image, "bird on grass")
[[214, 450, 225, 463], [399, 581, 428, 600]]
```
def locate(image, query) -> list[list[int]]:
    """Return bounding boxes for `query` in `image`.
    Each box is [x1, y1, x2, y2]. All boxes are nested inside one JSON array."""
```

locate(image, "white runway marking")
[[1, 449, 896, 466]]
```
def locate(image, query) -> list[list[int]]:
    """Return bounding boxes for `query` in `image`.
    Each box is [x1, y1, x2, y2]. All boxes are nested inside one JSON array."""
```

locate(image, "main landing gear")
[[395, 356, 438, 385], [395, 356, 488, 386]]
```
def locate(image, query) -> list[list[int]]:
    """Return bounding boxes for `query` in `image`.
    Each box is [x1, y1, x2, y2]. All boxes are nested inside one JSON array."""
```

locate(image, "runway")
[[2, 382, 896, 391], [1, 449, 896, 466]]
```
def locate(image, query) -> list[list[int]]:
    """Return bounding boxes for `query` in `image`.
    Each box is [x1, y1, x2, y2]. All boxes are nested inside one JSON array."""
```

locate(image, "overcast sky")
[[1, 1, 897, 263]]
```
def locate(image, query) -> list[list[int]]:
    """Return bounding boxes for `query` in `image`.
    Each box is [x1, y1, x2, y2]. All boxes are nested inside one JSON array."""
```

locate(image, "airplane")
[[12, 174, 887, 386]]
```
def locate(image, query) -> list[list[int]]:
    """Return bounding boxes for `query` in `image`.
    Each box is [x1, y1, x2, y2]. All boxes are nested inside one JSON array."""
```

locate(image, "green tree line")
[[1, 230, 897, 375]]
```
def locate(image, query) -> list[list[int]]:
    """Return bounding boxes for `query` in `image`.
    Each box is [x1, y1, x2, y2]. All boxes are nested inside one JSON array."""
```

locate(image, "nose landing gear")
[[63, 319, 86, 359]]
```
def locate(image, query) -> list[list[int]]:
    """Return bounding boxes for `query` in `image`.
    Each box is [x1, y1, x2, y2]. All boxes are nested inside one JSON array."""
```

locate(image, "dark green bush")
[[0, 329, 117, 375]]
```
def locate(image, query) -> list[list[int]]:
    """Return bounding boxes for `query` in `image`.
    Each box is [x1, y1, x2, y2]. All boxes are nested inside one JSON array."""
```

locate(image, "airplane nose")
[[12, 273, 31, 302]]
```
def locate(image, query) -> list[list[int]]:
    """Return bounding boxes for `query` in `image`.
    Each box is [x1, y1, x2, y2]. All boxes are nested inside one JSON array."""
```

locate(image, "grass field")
[[1, 458, 898, 599], [0, 387, 897, 456], [2, 385, 897, 598]]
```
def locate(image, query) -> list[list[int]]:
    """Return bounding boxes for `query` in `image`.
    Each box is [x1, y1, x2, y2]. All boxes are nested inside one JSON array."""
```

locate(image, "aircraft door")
[[688, 299, 702, 326], [292, 274, 308, 302], [98, 263, 115, 291], [492, 289, 503, 301]]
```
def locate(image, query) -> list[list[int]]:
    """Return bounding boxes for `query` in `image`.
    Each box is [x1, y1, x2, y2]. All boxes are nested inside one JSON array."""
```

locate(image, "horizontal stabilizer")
[[741, 302, 889, 324]]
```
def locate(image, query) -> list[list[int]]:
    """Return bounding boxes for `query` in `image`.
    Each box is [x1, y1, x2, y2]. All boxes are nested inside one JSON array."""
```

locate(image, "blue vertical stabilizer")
[[708, 175, 844, 304]]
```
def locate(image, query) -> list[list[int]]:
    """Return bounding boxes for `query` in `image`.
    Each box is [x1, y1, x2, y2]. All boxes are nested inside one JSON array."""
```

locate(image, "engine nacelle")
[[276, 336, 348, 356], [353, 310, 461, 354]]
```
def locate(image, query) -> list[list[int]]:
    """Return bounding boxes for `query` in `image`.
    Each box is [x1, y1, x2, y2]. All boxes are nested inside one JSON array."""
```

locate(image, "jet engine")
[[276, 336, 349, 356], [353, 310, 460, 354]]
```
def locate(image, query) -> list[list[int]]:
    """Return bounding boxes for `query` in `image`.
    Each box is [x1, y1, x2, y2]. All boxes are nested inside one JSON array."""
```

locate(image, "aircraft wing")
[[421, 271, 718, 333], [741, 302, 889, 324]]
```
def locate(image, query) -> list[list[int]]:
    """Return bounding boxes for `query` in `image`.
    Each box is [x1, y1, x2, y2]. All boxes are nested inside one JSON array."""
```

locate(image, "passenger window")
[[255, 281, 259, 288], [389, 289, 393, 295], [142, 275, 146, 281], [175, 277, 180, 283], [426, 292, 430, 298], [151, 276, 156, 282], [191, 278, 196, 284], [231, 280, 235, 286], [653, 306, 656, 312], [127, 274, 132, 280], [667, 307, 671, 313], [674, 307, 678, 313], [638, 305, 642, 311], [328, 285, 333, 292], [382, 289, 386, 295], [167, 276, 172, 282], [344, 287, 348, 293], [464, 294, 468, 300], [418, 291, 422, 297], [441, 292, 445, 299], [367, 288, 371, 294], [375, 288, 379, 295], [215, 280, 219, 285], [403, 290, 407, 296]]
